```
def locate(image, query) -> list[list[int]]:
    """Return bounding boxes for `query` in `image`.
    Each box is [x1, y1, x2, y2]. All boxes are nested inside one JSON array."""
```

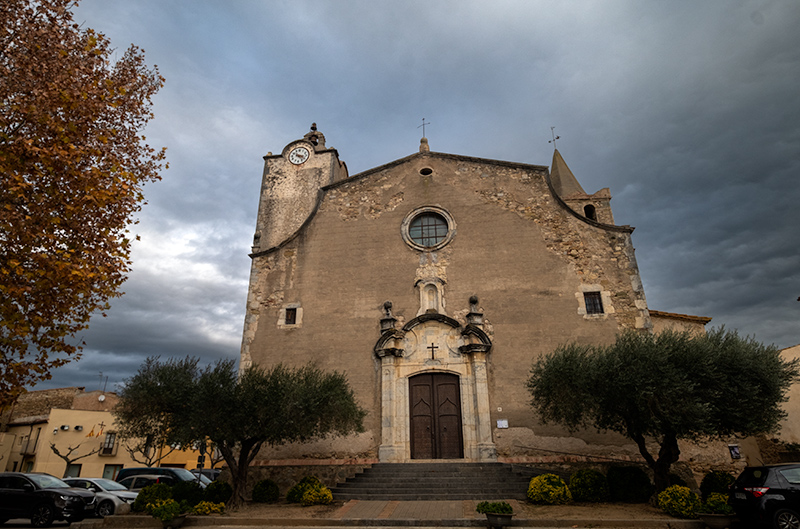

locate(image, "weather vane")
[[418, 118, 431, 137], [549, 126, 560, 149]]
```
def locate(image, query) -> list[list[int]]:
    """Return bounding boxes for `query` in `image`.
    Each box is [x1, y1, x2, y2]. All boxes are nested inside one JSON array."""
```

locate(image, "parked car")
[[0, 472, 96, 527], [190, 468, 221, 482], [116, 467, 206, 487], [730, 463, 800, 528], [117, 474, 176, 492], [63, 477, 138, 517]]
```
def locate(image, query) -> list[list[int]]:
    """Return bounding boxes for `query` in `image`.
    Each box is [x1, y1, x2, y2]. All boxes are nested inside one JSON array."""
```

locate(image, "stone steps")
[[331, 462, 539, 501]]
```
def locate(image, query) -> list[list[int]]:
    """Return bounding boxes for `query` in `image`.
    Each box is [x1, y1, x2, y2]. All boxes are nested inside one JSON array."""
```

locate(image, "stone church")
[[239, 125, 721, 471]]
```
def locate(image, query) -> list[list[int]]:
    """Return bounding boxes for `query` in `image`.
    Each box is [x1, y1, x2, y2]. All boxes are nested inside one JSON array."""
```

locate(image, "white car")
[[63, 478, 138, 517]]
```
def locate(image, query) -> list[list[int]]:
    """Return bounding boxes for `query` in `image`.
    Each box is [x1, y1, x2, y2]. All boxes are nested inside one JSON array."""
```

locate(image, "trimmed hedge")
[[527, 473, 572, 505], [657, 485, 700, 519], [287, 476, 322, 504], [204, 480, 233, 504], [252, 479, 280, 503], [132, 483, 172, 512], [171, 481, 204, 507], [699, 470, 734, 502], [568, 469, 609, 502]]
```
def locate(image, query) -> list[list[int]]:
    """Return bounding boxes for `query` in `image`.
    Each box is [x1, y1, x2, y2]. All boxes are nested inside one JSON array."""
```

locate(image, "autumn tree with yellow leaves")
[[0, 0, 166, 407]]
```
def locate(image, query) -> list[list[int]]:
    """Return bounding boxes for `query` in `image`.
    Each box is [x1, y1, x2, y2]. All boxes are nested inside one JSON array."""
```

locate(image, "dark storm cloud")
[[38, 0, 800, 390]]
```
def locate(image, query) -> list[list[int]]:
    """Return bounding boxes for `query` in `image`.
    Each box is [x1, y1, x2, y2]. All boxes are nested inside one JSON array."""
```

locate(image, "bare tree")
[[49, 441, 101, 478]]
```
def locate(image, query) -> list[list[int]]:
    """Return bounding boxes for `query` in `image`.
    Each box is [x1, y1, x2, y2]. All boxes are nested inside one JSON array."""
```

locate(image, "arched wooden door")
[[409, 372, 464, 459]]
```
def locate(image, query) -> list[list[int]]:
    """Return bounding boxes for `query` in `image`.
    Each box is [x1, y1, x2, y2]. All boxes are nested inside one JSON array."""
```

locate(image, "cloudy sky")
[[38, 0, 800, 392]]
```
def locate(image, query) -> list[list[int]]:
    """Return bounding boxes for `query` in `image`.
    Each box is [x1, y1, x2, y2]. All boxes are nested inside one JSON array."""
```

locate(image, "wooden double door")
[[410, 373, 464, 459]]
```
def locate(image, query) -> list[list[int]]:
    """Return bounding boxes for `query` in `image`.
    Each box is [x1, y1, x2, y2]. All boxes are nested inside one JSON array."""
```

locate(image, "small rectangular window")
[[101, 432, 116, 455], [584, 292, 604, 314], [103, 464, 123, 480], [65, 463, 82, 478], [285, 308, 297, 325]]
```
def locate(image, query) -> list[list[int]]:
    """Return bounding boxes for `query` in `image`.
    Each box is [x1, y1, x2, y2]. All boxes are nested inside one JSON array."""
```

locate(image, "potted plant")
[[697, 493, 737, 529], [147, 499, 189, 529], [476, 501, 514, 529]]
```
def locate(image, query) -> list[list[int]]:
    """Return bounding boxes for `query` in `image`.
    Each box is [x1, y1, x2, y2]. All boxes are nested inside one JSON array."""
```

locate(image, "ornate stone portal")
[[374, 296, 495, 462]]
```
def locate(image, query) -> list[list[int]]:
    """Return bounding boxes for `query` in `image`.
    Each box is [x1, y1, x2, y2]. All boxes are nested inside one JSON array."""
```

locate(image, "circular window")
[[401, 206, 456, 251]]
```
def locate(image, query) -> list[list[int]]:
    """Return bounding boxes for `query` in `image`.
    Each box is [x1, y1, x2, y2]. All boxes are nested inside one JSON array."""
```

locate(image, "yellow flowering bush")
[[527, 474, 572, 505], [146, 499, 183, 523], [657, 485, 700, 519], [301, 484, 333, 506], [192, 501, 225, 515]]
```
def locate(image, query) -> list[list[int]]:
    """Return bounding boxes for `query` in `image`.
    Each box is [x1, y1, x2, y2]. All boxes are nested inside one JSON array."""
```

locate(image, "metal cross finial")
[[418, 118, 431, 137], [549, 126, 560, 149], [428, 342, 438, 360]]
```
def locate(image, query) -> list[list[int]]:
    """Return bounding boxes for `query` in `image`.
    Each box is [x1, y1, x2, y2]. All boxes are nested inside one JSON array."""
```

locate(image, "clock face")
[[289, 146, 310, 165]]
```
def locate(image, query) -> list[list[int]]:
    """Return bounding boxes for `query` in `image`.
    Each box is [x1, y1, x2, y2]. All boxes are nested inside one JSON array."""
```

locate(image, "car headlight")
[[60, 494, 76, 501]]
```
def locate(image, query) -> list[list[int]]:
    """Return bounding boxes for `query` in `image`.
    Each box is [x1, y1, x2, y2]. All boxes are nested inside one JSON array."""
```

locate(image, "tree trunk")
[[631, 430, 681, 495], [222, 440, 259, 511], [653, 431, 681, 493]]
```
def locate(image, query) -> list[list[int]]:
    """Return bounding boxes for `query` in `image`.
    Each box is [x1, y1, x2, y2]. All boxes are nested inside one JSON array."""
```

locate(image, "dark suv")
[[0, 472, 96, 527], [730, 464, 800, 528], [116, 467, 205, 487]]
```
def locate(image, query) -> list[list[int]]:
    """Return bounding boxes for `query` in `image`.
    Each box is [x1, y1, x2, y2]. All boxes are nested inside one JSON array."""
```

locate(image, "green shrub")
[[527, 473, 572, 505], [191, 501, 225, 515], [568, 469, 609, 502], [699, 471, 734, 502], [252, 479, 280, 503], [607, 466, 654, 503], [300, 483, 333, 506], [132, 483, 172, 512], [204, 480, 233, 504], [171, 481, 204, 507], [657, 485, 700, 519], [698, 492, 734, 515], [287, 476, 322, 504], [145, 499, 183, 523], [475, 501, 513, 514]]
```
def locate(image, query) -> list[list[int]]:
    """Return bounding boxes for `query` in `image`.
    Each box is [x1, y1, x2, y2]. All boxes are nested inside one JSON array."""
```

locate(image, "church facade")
[[239, 125, 714, 467]]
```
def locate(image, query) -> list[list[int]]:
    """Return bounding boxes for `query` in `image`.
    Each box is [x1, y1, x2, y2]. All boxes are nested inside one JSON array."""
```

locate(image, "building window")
[[65, 464, 82, 478], [584, 292, 604, 314], [584, 204, 597, 221], [101, 432, 116, 455], [103, 464, 123, 480], [401, 206, 456, 251], [278, 305, 302, 328], [409, 213, 448, 247]]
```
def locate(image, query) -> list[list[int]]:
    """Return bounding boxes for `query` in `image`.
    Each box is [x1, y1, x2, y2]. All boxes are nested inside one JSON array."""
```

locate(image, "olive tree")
[[527, 328, 799, 493], [115, 358, 365, 509]]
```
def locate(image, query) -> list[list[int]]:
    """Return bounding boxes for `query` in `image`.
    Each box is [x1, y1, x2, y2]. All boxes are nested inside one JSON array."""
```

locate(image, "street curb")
[[76, 515, 706, 528]]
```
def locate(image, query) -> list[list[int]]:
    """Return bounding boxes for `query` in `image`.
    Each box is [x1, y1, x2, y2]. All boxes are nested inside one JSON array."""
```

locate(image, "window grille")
[[584, 292, 604, 314]]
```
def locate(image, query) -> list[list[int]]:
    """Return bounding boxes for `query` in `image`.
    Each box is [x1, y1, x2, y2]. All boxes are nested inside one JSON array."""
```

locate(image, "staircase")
[[331, 462, 538, 500]]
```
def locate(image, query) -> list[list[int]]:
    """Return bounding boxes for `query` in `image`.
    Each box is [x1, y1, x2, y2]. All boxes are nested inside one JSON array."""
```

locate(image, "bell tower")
[[250, 124, 348, 254]]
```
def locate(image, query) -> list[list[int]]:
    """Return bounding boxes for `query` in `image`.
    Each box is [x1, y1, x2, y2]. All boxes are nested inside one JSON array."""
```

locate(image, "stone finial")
[[467, 295, 484, 326], [420, 137, 430, 153], [380, 301, 397, 332]]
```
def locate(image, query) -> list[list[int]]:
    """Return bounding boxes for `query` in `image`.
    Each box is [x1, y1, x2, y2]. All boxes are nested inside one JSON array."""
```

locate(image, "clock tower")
[[250, 124, 348, 254]]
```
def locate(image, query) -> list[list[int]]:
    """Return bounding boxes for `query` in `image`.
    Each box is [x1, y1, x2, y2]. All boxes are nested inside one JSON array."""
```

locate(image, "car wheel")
[[775, 509, 800, 529], [30, 503, 55, 528], [97, 500, 115, 517]]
